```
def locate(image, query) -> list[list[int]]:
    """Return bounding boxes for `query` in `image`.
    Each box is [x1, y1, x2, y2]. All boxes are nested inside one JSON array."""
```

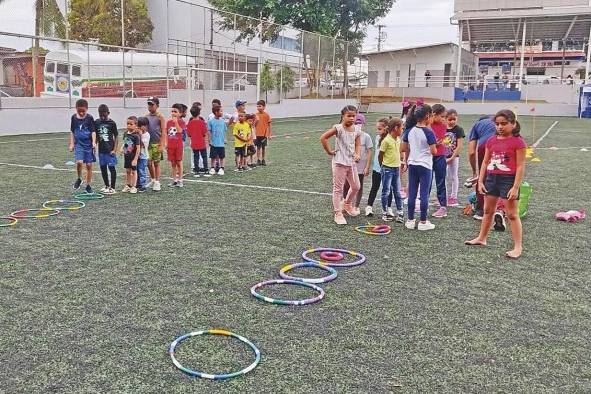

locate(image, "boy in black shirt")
[[95, 104, 119, 194], [122, 116, 141, 194]]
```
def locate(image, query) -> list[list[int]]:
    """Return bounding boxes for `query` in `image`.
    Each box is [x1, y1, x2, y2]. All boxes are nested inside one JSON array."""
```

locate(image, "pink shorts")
[[167, 145, 183, 162]]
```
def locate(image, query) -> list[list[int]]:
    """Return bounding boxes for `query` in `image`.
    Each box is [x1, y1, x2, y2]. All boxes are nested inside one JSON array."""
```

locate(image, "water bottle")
[[519, 181, 532, 218]]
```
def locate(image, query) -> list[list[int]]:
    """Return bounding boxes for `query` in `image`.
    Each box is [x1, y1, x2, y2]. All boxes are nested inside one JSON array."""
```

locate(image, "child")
[[343, 114, 373, 215], [187, 103, 209, 177], [166, 103, 186, 187], [95, 104, 118, 195], [69, 99, 96, 194], [365, 118, 391, 216], [379, 118, 405, 223], [465, 109, 526, 259], [121, 116, 141, 194], [443, 109, 465, 207], [207, 104, 227, 175], [320, 105, 361, 225], [254, 99, 272, 166], [430, 103, 448, 218], [246, 114, 257, 168], [146, 96, 166, 191], [136, 117, 151, 192], [233, 112, 251, 172], [401, 104, 438, 231]]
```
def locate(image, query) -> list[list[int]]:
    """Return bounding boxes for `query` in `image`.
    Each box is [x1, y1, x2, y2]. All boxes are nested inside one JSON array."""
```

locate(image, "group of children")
[[68, 97, 273, 194], [321, 103, 526, 259]]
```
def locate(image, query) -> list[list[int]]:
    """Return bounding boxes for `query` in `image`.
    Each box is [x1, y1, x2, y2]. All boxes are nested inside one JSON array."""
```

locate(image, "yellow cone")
[[530, 157, 541, 162]]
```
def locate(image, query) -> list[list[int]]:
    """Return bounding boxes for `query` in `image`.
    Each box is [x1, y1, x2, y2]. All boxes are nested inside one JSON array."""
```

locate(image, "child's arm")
[[69, 117, 75, 151], [477, 148, 492, 194], [320, 128, 337, 156], [400, 145, 408, 173], [429, 144, 437, 156], [91, 127, 97, 150], [233, 127, 248, 142], [448, 137, 463, 163], [353, 134, 361, 162], [112, 125, 118, 155], [364, 147, 373, 175], [159, 114, 167, 151], [132, 140, 140, 165], [378, 150, 384, 166], [507, 148, 526, 200]]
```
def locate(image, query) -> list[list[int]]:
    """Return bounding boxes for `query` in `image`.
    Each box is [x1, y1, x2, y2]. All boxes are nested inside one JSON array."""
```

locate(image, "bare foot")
[[465, 238, 487, 246], [505, 249, 522, 259]]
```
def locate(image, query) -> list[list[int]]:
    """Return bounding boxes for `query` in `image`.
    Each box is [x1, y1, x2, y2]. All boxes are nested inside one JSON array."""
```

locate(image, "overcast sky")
[[0, 0, 457, 51]]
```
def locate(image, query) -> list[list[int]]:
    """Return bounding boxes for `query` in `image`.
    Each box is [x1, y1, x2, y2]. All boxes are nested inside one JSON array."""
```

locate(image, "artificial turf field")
[[0, 112, 590, 393]]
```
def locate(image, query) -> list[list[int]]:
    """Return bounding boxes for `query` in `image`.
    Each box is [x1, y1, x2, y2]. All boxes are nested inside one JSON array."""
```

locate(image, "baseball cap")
[[355, 113, 366, 125], [235, 100, 247, 108], [147, 96, 159, 105]]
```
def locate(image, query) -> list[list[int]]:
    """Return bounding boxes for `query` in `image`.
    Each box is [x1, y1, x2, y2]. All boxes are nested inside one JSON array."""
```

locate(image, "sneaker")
[[257, 159, 262, 166], [246, 166, 253, 171], [365, 206, 374, 217], [129, 187, 138, 194], [73, 178, 82, 190], [343, 203, 359, 217], [209, 168, 216, 176], [121, 185, 131, 193], [334, 212, 347, 225], [108, 187, 117, 195], [405, 219, 416, 230], [448, 197, 459, 207], [203, 172, 212, 177], [382, 213, 394, 222], [261, 160, 267, 166], [387, 207, 395, 217], [234, 168, 241, 172], [473, 210, 483, 221], [494, 211, 506, 231], [396, 211, 404, 223], [137, 187, 146, 193], [218, 168, 225, 176], [193, 173, 201, 178], [177, 181, 184, 188], [169, 181, 178, 187], [100, 186, 109, 193], [432, 207, 448, 218], [85, 185, 93, 194], [418, 220, 436, 231], [146, 180, 154, 189], [153, 181, 161, 191]]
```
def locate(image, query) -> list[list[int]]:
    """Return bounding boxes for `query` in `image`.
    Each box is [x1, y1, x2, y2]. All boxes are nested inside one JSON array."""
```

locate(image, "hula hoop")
[[355, 224, 392, 236], [250, 279, 325, 305], [302, 248, 367, 268], [169, 329, 261, 380], [9, 208, 60, 219], [319, 251, 344, 261], [42, 199, 86, 211], [279, 262, 338, 284], [0, 217, 18, 227], [73, 192, 104, 201]]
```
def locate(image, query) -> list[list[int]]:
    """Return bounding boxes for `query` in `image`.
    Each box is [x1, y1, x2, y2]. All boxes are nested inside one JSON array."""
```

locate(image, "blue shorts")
[[209, 146, 225, 159], [98, 152, 118, 167], [74, 146, 96, 164]]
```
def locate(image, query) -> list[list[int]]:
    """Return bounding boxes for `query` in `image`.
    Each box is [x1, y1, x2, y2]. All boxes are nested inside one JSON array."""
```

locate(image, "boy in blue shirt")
[[69, 99, 96, 193], [207, 104, 228, 175]]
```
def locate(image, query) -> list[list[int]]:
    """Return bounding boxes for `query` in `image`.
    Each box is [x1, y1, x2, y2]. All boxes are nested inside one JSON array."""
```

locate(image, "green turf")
[[1, 113, 590, 393]]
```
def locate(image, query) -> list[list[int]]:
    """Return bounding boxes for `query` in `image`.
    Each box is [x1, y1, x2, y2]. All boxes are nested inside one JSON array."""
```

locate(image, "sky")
[[0, 0, 457, 52]]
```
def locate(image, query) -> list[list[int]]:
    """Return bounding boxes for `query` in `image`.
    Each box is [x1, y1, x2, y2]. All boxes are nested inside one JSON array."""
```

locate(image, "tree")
[[68, 0, 153, 48], [275, 66, 295, 98], [209, 0, 393, 95], [260, 61, 275, 102]]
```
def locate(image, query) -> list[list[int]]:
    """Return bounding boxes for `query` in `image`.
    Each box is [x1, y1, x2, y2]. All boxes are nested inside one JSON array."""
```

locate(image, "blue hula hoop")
[[250, 279, 325, 305], [169, 329, 261, 380], [279, 262, 338, 284], [302, 247, 367, 268]]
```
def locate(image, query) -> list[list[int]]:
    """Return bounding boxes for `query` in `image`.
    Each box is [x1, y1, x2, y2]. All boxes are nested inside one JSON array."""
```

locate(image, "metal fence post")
[[67, 38, 72, 108], [299, 34, 303, 100], [316, 35, 321, 99], [331, 37, 336, 99]]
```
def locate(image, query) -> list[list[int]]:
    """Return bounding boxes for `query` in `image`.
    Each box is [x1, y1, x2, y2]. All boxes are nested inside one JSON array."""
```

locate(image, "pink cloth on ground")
[[555, 210, 586, 222]]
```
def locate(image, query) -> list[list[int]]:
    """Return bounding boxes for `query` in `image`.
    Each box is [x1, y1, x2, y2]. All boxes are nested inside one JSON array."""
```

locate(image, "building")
[[361, 42, 477, 88]]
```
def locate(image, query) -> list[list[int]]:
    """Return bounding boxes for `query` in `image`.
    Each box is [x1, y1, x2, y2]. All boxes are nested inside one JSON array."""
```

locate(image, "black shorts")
[[209, 146, 225, 159], [254, 137, 268, 147], [124, 156, 136, 170], [234, 146, 246, 157], [247, 145, 256, 156], [485, 174, 519, 200]]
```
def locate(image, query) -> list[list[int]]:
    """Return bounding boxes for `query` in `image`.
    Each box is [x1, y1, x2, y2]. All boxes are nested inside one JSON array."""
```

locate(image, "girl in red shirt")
[[465, 109, 526, 259]]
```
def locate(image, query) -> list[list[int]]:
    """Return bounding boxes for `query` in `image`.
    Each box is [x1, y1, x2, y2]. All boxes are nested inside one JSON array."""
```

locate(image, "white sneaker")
[[100, 186, 109, 193], [193, 173, 200, 178], [405, 219, 416, 230], [108, 187, 117, 195], [146, 180, 154, 189], [387, 207, 395, 217], [334, 212, 347, 225], [121, 185, 131, 193], [177, 180, 184, 188], [130, 187, 138, 194], [417, 220, 436, 231], [218, 168, 225, 176], [153, 181, 161, 191], [209, 168, 216, 175], [365, 206, 374, 217]]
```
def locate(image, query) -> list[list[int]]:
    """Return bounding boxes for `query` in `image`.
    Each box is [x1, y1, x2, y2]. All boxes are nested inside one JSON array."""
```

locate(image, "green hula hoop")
[[73, 192, 105, 201], [43, 199, 86, 211], [0, 217, 18, 227], [10, 208, 60, 219]]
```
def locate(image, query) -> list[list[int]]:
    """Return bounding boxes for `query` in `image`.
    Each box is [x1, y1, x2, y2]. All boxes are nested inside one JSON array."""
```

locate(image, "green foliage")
[[275, 66, 295, 97], [260, 60, 275, 101], [68, 0, 154, 48], [35, 0, 66, 38]]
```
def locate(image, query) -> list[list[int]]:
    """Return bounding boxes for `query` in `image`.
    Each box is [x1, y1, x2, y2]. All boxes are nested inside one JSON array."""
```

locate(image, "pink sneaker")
[[432, 207, 448, 218], [334, 212, 347, 225], [448, 197, 459, 207], [343, 203, 360, 217]]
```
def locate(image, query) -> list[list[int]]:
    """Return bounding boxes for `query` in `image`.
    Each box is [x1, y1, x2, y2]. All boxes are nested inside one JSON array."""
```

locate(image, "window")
[[56, 63, 69, 74], [72, 65, 81, 77], [269, 36, 299, 52], [45, 62, 55, 73]]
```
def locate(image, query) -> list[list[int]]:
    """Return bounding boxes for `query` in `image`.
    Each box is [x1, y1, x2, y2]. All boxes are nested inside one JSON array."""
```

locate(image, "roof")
[[476, 50, 585, 59], [361, 42, 460, 57]]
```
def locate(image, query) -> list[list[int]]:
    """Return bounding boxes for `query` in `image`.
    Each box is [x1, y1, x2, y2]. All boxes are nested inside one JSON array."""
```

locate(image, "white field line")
[[536, 146, 591, 150], [0, 162, 331, 197], [532, 121, 559, 148], [0, 137, 66, 144]]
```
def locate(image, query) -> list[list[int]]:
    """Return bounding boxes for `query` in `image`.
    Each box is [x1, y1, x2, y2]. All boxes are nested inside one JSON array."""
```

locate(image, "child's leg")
[[126, 169, 131, 186], [343, 180, 350, 201], [355, 174, 364, 208], [100, 165, 109, 187], [261, 145, 266, 160], [446, 157, 459, 199], [466, 195, 499, 245], [200, 149, 208, 171], [391, 168, 403, 211], [76, 162, 83, 180], [131, 169, 138, 188], [85, 163, 93, 186], [433, 155, 447, 207], [148, 160, 155, 180], [344, 166, 360, 205], [332, 163, 348, 212], [418, 167, 432, 222], [381, 167, 393, 211], [367, 170, 381, 207], [154, 161, 161, 181], [192, 150, 199, 173], [407, 165, 420, 220], [177, 160, 183, 180], [219, 158, 225, 169], [109, 165, 117, 189], [504, 199, 523, 258]]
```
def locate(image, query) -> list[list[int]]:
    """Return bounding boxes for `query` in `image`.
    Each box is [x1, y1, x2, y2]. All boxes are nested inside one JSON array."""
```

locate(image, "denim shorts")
[[485, 174, 519, 200], [98, 152, 117, 167], [74, 146, 95, 164]]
